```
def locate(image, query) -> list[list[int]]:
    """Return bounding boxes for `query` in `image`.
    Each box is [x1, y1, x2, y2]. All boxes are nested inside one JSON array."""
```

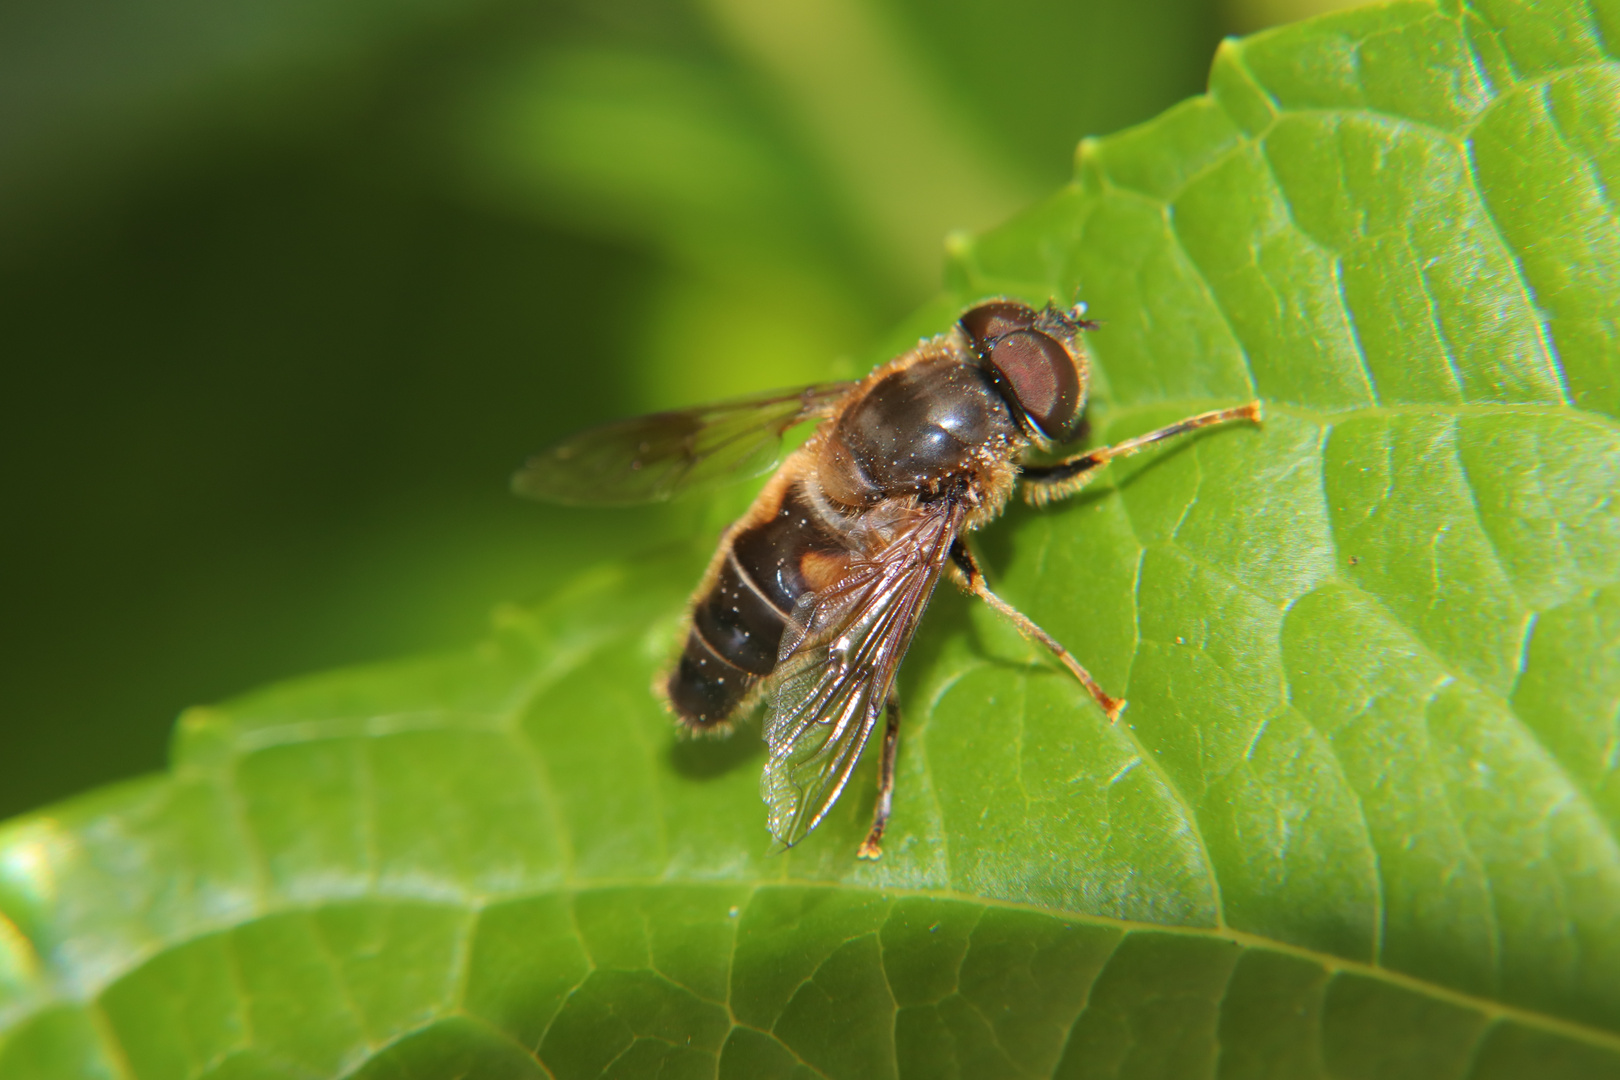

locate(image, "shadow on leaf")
[[668, 721, 765, 778]]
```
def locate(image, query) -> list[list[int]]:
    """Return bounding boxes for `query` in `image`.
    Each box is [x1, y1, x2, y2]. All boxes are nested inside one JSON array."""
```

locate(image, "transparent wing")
[[512, 382, 854, 506], [760, 500, 966, 848]]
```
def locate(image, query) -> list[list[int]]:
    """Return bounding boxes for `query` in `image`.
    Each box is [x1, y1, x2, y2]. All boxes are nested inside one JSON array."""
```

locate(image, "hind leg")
[[856, 693, 902, 860]]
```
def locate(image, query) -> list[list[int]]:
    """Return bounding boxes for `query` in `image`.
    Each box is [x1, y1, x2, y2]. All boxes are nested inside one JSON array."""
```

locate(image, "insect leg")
[[950, 541, 1125, 721], [856, 692, 902, 860], [1020, 401, 1262, 506]]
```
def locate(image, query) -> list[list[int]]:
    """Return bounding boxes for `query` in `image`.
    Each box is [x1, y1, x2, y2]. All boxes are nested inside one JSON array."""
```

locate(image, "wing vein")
[[760, 499, 966, 847]]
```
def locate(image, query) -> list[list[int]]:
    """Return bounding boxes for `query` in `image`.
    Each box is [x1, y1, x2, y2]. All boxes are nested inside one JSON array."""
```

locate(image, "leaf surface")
[[4, 1, 1620, 1076]]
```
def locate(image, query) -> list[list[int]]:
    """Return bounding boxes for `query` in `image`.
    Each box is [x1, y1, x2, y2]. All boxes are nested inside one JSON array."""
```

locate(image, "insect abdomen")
[[666, 482, 844, 727]]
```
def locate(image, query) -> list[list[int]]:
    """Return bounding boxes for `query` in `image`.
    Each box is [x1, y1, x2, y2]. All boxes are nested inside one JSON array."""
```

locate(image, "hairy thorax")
[[815, 342, 1024, 518]]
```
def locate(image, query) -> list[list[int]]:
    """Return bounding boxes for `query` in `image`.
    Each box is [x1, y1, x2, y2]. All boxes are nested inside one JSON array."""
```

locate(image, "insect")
[[515, 298, 1260, 858]]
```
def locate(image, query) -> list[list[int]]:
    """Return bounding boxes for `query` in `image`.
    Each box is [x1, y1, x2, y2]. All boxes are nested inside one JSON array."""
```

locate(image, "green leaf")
[[5, 0, 1620, 1075]]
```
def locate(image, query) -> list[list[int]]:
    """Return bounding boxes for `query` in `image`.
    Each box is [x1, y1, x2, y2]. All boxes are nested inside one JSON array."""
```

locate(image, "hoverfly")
[[515, 299, 1260, 858]]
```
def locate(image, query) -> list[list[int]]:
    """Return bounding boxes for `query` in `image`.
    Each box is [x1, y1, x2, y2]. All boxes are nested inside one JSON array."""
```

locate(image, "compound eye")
[[959, 300, 1037, 356], [989, 330, 1081, 440]]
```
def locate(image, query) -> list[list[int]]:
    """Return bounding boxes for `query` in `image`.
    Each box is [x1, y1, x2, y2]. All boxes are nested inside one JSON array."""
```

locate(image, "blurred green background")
[[0, 0, 1344, 818]]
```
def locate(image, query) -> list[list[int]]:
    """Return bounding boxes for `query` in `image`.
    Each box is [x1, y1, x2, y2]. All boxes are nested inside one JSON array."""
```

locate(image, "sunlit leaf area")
[[3, 0, 1618, 1076]]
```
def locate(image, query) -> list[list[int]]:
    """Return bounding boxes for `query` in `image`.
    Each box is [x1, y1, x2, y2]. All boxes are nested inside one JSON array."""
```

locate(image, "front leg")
[[1020, 401, 1262, 506]]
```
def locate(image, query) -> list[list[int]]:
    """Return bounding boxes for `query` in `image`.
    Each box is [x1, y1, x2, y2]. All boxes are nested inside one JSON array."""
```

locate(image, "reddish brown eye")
[[959, 301, 1037, 356], [988, 329, 1081, 440]]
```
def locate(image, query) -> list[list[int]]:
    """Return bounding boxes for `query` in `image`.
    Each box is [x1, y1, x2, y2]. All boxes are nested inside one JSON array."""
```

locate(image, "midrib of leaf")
[[525, 884, 1620, 1058], [7, 590, 1617, 1048], [15, 879, 1620, 1060]]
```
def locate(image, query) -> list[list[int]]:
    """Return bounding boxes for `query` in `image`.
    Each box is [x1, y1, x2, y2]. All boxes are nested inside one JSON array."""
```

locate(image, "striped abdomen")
[[666, 481, 847, 727]]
